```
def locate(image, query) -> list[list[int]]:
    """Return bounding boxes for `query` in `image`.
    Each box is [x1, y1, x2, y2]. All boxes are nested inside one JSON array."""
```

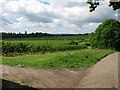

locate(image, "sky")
[[0, 0, 118, 34]]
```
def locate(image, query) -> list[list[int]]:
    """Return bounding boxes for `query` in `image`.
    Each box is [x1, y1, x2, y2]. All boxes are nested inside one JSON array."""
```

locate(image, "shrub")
[[90, 19, 120, 51], [69, 40, 78, 45]]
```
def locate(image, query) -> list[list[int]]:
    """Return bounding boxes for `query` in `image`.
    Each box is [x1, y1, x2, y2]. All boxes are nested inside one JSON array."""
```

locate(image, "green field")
[[1, 49, 115, 69], [2, 35, 90, 56], [1, 35, 116, 69]]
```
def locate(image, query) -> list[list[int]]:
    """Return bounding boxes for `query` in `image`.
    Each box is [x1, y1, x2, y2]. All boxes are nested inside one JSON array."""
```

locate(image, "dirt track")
[[1, 52, 119, 88], [77, 52, 119, 88]]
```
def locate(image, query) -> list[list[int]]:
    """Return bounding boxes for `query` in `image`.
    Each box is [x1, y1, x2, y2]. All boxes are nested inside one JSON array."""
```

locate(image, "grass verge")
[[1, 49, 115, 69]]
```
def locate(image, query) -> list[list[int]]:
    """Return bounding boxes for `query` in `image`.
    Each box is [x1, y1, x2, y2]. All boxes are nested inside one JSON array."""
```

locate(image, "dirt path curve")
[[1, 52, 119, 88], [76, 52, 119, 88]]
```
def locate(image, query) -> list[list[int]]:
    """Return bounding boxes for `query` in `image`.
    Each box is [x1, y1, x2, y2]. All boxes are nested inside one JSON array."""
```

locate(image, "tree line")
[[1, 32, 88, 40], [1, 32, 51, 39]]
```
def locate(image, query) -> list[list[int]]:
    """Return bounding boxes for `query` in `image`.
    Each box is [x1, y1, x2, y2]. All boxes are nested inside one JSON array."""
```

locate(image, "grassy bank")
[[1, 49, 115, 69]]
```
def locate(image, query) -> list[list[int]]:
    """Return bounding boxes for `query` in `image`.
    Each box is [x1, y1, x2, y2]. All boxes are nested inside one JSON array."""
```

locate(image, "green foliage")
[[43, 49, 115, 69], [109, 1, 120, 10], [2, 49, 115, 69], [87, 0, 120, 12], [2, 35, 89, 56], [2, 35, 88, 41], [90, 19, 120, 51], [69, 40, 78, 45], [87, 1, 99, 12]]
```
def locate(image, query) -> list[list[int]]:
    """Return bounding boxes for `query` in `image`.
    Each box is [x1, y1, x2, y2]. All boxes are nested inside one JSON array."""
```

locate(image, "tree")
[[90, 19, 120, 51], [25, 31, 27, 34], [87, 0, 120, 12]]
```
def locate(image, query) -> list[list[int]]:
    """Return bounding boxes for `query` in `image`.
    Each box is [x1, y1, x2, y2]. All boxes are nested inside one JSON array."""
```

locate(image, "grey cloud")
[[18, 7, 58, 23], [66, 9, 117, 28], [24, 13, 53, 23], [64, 2, 88, 7], [0, 15, 13, 26]]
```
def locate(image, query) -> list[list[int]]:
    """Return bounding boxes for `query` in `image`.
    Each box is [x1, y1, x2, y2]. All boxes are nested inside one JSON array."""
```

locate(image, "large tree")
[[90, 19, 120, 51]]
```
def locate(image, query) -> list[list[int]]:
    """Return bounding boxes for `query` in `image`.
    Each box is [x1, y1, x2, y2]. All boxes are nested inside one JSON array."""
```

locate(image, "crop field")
[[2, 35, 90, 56]]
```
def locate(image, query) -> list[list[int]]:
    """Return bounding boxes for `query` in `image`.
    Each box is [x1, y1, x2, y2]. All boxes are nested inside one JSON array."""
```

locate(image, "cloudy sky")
[[0, 0, 118, 34]]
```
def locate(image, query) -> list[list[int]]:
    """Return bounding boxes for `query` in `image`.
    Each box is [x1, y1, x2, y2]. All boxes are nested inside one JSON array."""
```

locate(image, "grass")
[[1, 49, 115, 69]]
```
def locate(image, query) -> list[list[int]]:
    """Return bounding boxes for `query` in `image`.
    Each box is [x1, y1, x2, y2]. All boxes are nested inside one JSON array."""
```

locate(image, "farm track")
[[77, 52, 119, 88], [1, 52, 119, 88]]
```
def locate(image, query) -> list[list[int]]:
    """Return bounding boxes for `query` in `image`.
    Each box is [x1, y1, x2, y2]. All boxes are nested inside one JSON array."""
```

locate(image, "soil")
[[77, 52, 119, 88], [0, 52, 119, 88]]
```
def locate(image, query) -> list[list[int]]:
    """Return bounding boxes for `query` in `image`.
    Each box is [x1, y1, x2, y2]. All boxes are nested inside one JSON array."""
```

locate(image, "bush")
[[90, 19, 120, 51], [69, 40, 78, 45]]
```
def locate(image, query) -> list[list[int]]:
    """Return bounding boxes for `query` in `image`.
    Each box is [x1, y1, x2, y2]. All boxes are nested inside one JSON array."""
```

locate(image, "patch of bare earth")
[[1, 65, 89, 88], [77, 52, 119, 88], [1, 52, 119, 88]]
